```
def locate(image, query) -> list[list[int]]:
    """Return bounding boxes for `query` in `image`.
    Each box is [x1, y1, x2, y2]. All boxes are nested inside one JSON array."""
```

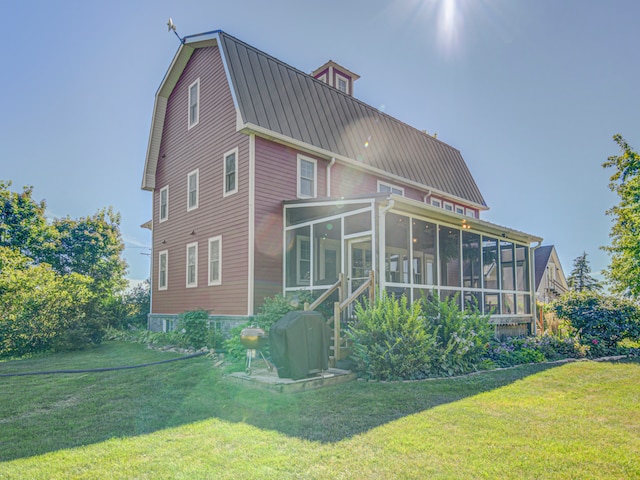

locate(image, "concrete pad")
[[224, 367, 356, 393]]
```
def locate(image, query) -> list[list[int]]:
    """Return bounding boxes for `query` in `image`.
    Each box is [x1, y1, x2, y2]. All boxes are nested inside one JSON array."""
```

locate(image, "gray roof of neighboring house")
[[534, 245, 555, 290], [218, 32, 487, 208]]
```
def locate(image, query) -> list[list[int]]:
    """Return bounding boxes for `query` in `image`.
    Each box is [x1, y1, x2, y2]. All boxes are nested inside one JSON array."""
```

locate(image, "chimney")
[[311, 60, 360, 96]]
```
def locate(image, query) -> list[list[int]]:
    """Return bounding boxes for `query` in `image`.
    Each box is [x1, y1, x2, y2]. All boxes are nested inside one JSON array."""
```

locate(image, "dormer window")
[[337, 77, 347, 94]]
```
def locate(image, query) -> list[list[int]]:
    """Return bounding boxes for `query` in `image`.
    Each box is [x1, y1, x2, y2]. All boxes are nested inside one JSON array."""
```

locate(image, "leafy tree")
[[0, 180, 56, 261], [47, 208, 128, 295], [602, 135, 640, 297], [567, 252, 602, 292]]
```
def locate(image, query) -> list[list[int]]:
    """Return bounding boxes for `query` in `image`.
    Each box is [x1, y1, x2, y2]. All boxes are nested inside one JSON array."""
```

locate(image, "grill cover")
[[269, 311, 330, 380]]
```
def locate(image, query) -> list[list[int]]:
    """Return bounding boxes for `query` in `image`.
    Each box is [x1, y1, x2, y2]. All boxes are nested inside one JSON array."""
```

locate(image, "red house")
[[142, 30, 542, 338]]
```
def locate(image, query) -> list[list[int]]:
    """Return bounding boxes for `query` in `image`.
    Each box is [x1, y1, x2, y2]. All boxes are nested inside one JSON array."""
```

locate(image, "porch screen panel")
[[412, 219, 437, 286], [516, 244, 529, 291], [517, 294, 531, 314], [500, 241, 515, 291], [484, 292, 500, 315], [464, 291, 482, 312], [440, 290, 461, 309], [314, 220, 341, 286], [285, 226, 310, 287], [482, 237, 499, 289], [345, 211, 371, 235], [385, 213, 409, 283], [462, 231, 481, 288], [439, 227, 461, 287]]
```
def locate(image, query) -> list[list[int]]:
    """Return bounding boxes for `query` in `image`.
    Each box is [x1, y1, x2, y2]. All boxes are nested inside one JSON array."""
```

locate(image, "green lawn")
[[0, 341, 638, 479]]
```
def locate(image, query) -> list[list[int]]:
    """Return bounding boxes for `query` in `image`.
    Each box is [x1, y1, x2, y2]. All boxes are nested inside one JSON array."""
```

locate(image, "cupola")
[[311, 60, 360, 96]]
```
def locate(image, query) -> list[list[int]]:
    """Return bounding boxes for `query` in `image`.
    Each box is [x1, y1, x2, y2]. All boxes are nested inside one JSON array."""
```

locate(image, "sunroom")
[[283, 194, 542, 337]]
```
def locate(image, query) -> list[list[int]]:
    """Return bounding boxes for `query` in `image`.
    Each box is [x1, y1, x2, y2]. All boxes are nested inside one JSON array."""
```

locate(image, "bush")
[[553, 292, 640, 347], [348, 293, 493, 380], [349, 293, 437, 380], [177, 310, 210, 349], [0, 248, 96, 357], [422, 295, 494, 377]]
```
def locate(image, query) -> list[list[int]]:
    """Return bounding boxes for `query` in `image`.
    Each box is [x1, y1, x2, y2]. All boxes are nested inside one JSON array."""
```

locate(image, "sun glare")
[[436, 0, 462, 54]]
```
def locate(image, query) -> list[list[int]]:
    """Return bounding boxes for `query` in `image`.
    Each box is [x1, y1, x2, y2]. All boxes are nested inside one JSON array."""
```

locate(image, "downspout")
[[530, 241, 542, 335], [326, 157, 336, 197], [423, 190, 432, 204]]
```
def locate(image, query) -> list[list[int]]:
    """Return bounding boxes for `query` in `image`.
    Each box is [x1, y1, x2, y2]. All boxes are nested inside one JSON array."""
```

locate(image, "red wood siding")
[[152, 46, 249, 316], [252, 137, 327, 308]]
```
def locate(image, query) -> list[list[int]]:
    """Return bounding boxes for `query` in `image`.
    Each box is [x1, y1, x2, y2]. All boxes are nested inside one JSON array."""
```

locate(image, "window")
[[159, 186, 169, 223], [297, 235, 311, 284], [443, 201, 454, 212], [158, 250, 168, 291], [455, 205, 465, 215], [465, 208, 477, 219], [336, 73, 349, 94], [208, 236, 221, 286], [186, 242, 198, 288], [297, 156, 317, 198], [187, 169, 199, 211], [377, 181, 404, 196], [188, 78, 200, 129], [223, 148, 238, 196], [431, 198, 442, 208]]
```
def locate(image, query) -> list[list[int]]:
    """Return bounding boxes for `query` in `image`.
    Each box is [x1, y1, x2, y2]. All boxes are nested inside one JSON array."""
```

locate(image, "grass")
[[0, 341, 639, 479]]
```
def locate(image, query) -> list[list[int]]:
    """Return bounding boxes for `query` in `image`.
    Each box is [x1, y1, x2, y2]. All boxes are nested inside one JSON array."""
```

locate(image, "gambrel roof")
[[143, 31, 487, 209]]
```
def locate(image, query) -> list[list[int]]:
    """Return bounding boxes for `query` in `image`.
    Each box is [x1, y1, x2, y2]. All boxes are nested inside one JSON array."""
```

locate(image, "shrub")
[[422, 295, 494, 376], [177, 309, 210, 349], [553, 292, 640, 347], [349, 293, 437, 381]]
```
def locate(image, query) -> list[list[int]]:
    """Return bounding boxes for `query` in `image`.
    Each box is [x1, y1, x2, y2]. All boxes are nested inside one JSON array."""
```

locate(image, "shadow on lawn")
[[0, 353, 570, 462]]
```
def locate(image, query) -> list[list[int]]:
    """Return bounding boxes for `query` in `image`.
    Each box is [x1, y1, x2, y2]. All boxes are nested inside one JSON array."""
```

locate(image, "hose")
[[0, 351, 208, 377]]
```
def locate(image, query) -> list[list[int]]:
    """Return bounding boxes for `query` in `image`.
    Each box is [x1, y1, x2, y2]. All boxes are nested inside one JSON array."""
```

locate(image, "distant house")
[[141, 30, 542, 340], [534, 245, 569, 304], [533, 245, 568, 332]]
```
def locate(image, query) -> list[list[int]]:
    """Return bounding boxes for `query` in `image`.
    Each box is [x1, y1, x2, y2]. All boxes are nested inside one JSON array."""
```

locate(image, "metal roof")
[[218, 32, 487, 208]]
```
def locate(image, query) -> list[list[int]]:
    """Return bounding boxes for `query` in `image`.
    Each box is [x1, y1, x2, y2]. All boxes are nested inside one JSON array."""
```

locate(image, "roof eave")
[[141, 33, 229, 191]]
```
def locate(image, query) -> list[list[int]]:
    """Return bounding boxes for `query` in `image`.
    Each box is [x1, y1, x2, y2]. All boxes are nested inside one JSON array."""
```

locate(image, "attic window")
[[188, 78, 200, 129], [336, 73, 349, 94]]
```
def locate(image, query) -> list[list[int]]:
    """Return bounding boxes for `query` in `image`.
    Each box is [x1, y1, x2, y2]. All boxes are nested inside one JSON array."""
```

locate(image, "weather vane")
[[167, 17, 183, 43]]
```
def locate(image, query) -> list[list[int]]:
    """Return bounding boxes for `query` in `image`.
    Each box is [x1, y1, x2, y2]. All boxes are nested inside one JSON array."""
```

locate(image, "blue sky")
[[1, 0, 638, 285]]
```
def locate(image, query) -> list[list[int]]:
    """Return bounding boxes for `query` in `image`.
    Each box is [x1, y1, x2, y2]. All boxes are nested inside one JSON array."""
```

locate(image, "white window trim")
[[431, 198, 442, 208], [297, 155, 317, 199], [208, 236, 222, 286], [187, 168, 199, 211], [188, 78, 200, 129], [335, 72, 350, 95], [186, 242, 198, 288], [223, 147, 239, 197], [455, 205, 465, 215], [443, 201, 454, 212], [465, 208, 477, 218], [377, 180, 404, 196], [159, 185, 169, 223], [158, 250, 168, 291]]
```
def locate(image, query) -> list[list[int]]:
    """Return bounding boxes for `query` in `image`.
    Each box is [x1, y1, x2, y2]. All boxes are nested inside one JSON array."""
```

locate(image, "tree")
[[0, 180, 56, 262], [567, 252, 602, 292], [602, 135, 640, 297]]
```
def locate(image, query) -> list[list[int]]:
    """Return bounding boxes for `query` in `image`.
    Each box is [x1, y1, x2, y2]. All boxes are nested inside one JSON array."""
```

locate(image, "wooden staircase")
[[304, 271, 375, 367]]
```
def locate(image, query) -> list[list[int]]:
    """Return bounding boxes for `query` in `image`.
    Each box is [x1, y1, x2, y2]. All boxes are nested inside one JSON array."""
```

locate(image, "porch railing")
[[304, 270, 375, 367]]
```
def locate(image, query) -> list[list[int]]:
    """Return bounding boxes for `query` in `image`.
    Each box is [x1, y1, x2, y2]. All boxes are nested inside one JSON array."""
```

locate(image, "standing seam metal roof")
[[218, 32, 487, 207]]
